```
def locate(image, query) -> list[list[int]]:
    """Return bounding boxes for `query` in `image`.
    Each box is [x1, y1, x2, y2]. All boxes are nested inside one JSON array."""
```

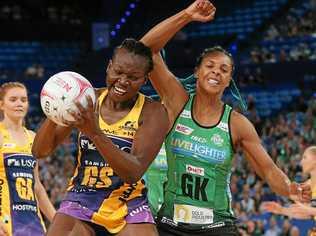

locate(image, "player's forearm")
[[265, 165, 291, 197], [305, 206, 316, 216], [244, 150, 265, 179], [35, 182, 56, 222], [32, 119, 71, 159], [91, 132, 144, 183], [32, 119, 58, 158], [141, 10, 192, 53], [279, 207, 311, 219]]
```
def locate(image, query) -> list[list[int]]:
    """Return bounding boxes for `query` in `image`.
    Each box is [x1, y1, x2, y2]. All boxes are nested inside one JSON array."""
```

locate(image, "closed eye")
[[127, 76, 138, 81], [113, 68, 122, 75]]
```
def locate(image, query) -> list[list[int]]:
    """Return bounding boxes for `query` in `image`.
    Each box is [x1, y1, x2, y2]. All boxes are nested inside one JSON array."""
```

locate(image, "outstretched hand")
[[262, 201, 313, 219], [185, 0, 216, 22], [290, 182, 311, 203], [261, 201, 283, 214], [290, 202, 312, 213]]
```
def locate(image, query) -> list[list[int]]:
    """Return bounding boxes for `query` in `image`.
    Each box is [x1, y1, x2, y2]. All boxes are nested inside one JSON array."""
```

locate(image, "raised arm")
[[150, 53, 189, 128], [140, 1, 215, 127], [141, 0, 215, 53]]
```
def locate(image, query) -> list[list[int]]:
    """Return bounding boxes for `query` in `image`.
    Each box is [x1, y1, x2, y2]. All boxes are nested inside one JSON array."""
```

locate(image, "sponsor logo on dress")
[[175, 124, 193, 135], [161, 216, 178, 226], [186, 164, 204, 176], [171, 138, 226, 164], [173, 204, 213, 224], [191, 135, 207, 143], [80, 137, 96, 150], [217, 122, 228, 132], [211, 134, 224, 146], [12, 204, 37, 212], [180, 110, 191, 119], [119, 121, 137, 131], [129, 204, 150, 217], [119, 121, 137, 137], [2, 143, 16, 148], [7, 158, 36, 168]]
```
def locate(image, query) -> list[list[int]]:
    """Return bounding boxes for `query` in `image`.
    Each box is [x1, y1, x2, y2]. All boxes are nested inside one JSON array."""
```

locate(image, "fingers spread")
[[86, 95, 94, 108], [74, 100, 86, 114]]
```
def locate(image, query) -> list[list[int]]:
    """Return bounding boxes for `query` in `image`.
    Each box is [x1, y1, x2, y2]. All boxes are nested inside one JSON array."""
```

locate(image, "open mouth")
[[207, 79, 219, 85], [113, 86, 127, 96]]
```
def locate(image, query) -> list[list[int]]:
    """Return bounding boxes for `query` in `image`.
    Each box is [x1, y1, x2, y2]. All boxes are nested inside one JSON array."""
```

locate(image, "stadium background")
[[0, 0, 315, 235]]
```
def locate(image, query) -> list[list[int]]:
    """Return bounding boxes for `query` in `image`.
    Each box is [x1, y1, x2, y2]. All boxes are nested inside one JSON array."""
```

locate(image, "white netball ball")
[[40, 71, 96, 126]]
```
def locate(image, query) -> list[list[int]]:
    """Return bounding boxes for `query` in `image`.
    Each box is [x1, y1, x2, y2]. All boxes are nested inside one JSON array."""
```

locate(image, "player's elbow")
[[123, 177, 139, 184], [120, 169, 144, 184], [32, 145, 51, 159], [122, 173, 142, 184]]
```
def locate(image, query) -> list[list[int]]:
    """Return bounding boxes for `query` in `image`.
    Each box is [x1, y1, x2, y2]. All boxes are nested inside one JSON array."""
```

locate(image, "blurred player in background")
[[0, 82, 56, 236], [263, 146, 316, 235], [32, 39, 169, 235]]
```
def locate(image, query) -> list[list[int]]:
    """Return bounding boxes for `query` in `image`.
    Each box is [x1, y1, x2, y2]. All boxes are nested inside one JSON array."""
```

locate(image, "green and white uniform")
[[158, 94, 235, 228], [145, 143, 168, 216]]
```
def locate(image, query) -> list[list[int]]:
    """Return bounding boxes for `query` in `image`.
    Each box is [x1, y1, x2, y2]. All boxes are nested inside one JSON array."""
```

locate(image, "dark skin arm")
[[32, 119, 72, 159], [32, 87, 106, 159], [141, 0, 215, 53], [243, 149, 265, 180], [232, 111, 291, 196], [150, 53, 188, 130], [140, 1, 215, 130], [66, 96, 169, 184], [232, 111, 311, 201]]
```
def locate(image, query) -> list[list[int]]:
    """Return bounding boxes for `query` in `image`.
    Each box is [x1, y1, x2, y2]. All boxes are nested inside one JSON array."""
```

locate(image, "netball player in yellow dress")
[[0, 82, 55, 236]]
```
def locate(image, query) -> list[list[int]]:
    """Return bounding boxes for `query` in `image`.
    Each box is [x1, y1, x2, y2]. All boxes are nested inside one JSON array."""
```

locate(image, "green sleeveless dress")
[[159, 94, 235, 227]]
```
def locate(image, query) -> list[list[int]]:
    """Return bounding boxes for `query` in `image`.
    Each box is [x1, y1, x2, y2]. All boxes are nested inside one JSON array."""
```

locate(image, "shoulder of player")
[[143, 97, 165, 113], [230, 110, 250, 124], [230, 110, 253, 135], [139, 97, 167, 121], [138, 97, 168, 132], [27, 129, 36, 139]]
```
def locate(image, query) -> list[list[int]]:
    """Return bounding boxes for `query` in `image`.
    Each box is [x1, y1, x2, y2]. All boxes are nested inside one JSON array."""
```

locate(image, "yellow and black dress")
[[58, 90, 154, 234], [0, 123, 45, 236]]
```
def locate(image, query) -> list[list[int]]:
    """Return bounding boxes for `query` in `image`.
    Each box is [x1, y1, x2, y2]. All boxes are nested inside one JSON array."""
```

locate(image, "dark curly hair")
[[114, 38, 154, 74]]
